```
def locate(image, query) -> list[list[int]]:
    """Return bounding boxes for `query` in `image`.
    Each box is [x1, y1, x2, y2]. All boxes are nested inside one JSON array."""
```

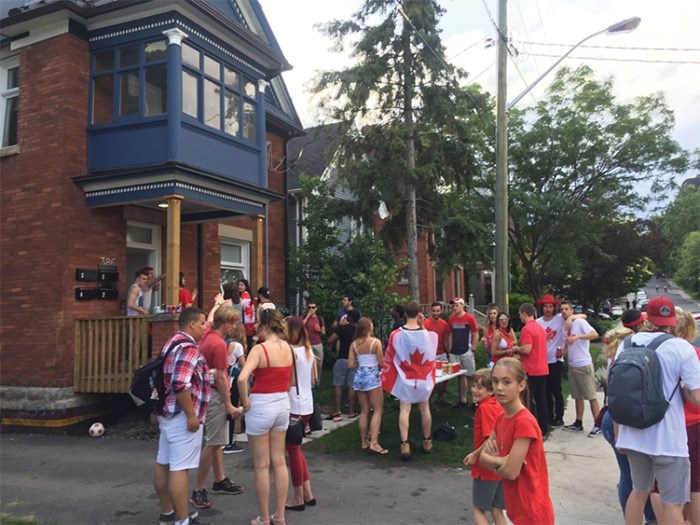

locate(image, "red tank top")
[[250, 343, 292, 394]]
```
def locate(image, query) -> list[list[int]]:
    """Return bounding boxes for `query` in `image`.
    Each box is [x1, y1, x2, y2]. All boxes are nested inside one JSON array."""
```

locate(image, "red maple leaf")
[[399, 348, 433, 384]]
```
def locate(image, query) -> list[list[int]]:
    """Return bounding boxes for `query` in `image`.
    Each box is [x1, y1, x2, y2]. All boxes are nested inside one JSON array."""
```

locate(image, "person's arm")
[[513, 343, 532, 355], [566, 328, 598, 347], [127, 285, 148, 316], [480, 436, 531, 481], [375, 339, 384, 368], [145, 272, 166, 288], [471, 319, 479, 351], [563, 313, 587, 331], [319, 317, 326, 336], [215, 366, 240, 419], [683, 386, 700, 406], [490, 331, 510, 358], [175, 389, 199, 432], [347, 343, 358, 369], [326, 332, 339, 348], [207, 293, 226, 323], [237, 346, 261, 413]]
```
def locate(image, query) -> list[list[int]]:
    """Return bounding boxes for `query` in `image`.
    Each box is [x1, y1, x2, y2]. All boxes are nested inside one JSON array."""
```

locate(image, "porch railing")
[[74, 317, 150, 393]]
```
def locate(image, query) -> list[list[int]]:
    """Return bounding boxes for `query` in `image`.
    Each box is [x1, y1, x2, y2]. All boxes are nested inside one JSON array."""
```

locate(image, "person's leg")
[[625, 489, 651, 525], [270, 429, 289, 522], [589, 398, 600, 421], [472, 506, 489, 525], [194, 446, 215, 491], [546, 363, 557, 422], [625, 451, 655, 525], [399, 401, 411, 442], [552, 361, 565, 422], [211, 446, 226, 483], [419, 400, 432, 451], [575, 398, 584, 421], [302, 479, 314, 503], [168, 469, 191, 522], [357, 391, 370, 448], [529, 376, 549, 436], [285, 441, 304, 506], [688, 492, 700, 525], [248, 433, 271, 522], [154, 463, 172, 514], [492, 507, 507, 525], [659, 503, 685, 524], [333, 386, 342, 416], [368, 388, 384, 450], [347, 387, 357, 416], [458, 375, 468, 404]]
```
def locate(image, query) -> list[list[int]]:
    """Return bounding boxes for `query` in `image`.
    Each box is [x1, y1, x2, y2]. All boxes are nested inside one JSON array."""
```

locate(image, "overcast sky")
[[260, 0, 699, 195]]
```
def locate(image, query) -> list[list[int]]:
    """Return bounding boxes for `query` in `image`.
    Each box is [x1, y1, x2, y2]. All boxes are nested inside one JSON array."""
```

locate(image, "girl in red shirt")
[[463, 368, 506, 525], [480, 358, 554, 525]]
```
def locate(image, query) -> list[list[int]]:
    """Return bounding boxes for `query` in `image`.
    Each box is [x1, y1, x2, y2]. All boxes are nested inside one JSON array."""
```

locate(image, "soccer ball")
[[89, 422, 105, 437]]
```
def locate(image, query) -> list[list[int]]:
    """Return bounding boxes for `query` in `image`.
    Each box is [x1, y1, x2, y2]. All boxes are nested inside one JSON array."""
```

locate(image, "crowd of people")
[[149, 283, 700, 525]]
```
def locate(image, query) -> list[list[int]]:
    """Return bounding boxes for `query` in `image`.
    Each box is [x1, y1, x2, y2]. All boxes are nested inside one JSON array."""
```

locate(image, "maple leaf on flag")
[[399, 348, 433, 383]]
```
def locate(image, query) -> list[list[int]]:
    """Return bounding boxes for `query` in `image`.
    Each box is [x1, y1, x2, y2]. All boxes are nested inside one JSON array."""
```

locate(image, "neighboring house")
[[286, 123, 471, 308], [0, 0, 302, 429]]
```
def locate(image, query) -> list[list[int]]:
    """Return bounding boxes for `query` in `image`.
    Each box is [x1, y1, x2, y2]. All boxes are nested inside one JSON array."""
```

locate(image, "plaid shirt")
[[160, 331, 210, 423]]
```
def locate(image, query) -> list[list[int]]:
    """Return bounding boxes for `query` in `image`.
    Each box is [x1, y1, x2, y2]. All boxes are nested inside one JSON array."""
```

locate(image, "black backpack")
[[607, 333, 680, 429], [129, 338, 187, 414], [433, 421, 457, 441]]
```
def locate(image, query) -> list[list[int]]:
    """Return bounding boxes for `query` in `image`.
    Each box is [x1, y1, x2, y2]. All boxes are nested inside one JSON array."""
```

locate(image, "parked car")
[[611, 305, 623, 319]]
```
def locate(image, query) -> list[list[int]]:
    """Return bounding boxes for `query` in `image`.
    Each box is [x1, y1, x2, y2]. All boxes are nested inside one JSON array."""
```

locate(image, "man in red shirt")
[[424, 302, 450, 407], [512, 302, 550, 436], [304, 300, 325, 385], [446, 298, 479, 407], [191, 306, 244, 509]]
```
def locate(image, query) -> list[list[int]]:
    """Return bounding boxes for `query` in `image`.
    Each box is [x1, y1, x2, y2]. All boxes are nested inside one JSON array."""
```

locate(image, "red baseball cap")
[[537, 294, 559, 306], [646, 297, 676, 327]]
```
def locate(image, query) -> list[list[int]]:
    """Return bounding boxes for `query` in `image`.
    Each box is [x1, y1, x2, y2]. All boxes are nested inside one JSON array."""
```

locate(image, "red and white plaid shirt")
[[159, 331, 210, 423]]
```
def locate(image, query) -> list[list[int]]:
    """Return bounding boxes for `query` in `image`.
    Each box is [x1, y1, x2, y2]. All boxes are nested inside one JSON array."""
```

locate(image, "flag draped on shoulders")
[[381, 328, 438, 403]]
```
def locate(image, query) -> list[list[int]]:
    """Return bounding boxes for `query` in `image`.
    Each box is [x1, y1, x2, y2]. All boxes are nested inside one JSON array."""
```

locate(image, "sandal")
[[368, 446, 389, 455], [326, 412, 342, 422], [271, 514, 286, 525], [250, 517, 270, 525], [347, 412, 359, 418]]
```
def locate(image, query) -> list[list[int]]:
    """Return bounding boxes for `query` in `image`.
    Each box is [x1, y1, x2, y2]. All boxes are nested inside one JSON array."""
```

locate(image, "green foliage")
[[288, 176, 408, 323], [508, 65, 688, 299], [507, 292, 535, 329], [662, 184, 700, 273], [674, 231, 700, 298]]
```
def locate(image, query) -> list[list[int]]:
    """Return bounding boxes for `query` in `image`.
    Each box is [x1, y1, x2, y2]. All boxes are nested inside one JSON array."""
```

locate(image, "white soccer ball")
[[89, 422, 105, 437]]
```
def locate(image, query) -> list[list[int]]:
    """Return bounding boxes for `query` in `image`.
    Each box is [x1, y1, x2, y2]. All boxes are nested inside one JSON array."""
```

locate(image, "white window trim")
[[221, 238, 249, 283], [1, 56, 20, 150]]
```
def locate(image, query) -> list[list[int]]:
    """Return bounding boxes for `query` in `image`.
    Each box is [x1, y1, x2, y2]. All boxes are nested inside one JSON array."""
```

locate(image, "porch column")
[[164, 194, 184, 305], [256, 80, 269, 186], [163, 28, 187, 161], [251, 214, 264, 292]]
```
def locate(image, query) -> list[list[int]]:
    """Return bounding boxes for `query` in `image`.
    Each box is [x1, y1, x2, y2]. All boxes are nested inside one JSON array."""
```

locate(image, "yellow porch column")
[[164, 195, 184, 306], [251, 214, 264, 291]]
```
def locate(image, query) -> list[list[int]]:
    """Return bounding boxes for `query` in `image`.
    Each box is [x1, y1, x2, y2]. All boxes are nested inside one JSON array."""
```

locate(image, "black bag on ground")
[[129, 338, 184, 414], [607, 333, 680, 429], [309, 402, 323, 432], [433, 421, 456, 441]]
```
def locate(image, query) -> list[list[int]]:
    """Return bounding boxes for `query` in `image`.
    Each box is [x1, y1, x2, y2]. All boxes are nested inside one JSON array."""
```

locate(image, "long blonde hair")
[[675, 311, 698, 343], [603, 326, 634, 360]]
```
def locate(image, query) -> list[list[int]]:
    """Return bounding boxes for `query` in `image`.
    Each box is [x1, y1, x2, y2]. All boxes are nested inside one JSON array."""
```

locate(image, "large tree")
[[507, 65, 688, 298], [312, 0, 493, 300]]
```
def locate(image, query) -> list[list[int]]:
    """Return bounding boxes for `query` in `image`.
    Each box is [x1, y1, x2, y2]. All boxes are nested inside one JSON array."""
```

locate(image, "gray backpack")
[[607, 333, 680, 429]]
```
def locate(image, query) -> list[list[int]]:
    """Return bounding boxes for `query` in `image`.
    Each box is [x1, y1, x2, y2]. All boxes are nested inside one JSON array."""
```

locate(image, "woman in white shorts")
[[238, 309, 293, 525]]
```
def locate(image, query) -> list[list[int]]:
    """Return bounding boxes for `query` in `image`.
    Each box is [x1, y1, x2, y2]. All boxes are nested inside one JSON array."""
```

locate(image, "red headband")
[[623, 315, 645, 328]]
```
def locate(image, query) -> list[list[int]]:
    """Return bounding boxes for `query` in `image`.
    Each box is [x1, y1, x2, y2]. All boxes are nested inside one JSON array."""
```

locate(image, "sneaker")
[[550, 419, 564, 427], [400, 441, 412, 462], [212, 477, 243, 495], [188, 515, 210, 525], [159, 511, 200, 525], [190, 488, 212, 509], [588, 426, 602, 437], [223, 443, 245, 454], [563, 423, 584, 432]]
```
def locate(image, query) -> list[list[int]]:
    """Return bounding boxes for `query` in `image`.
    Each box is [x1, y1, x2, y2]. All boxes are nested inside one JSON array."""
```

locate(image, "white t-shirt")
[[536, 314, 566, 364], [227, 341, 244, 368], [616, 331, 700, 457], [288, 345, 314, 416], [565, 318, 596, 367]]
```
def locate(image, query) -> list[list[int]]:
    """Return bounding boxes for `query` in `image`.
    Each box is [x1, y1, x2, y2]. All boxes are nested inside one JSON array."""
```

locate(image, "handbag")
[[286, 345, 304, 445], [309, 396, 323, 432]]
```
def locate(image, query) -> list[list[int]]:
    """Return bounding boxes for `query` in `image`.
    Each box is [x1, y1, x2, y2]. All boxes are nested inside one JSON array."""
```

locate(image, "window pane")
[[182, 70, 198, 118], [224, 90, 239, 136], [221, 268, 244, 285], [204, 55, 219, 79], [144, 65, 167, 116], [203, 78, 220, 129], [182, 43, 199, 69], [244, 80, 256, 97], [119, 71, 139, 116], [144, 41, 167, 62], [221, 243, 242, 264], [92, 75, 113, 124], [127, 225, 152, 244], [2, 95, 18, 147], [224, 66, 238, 88], [94, 51, 113, 73], [119, 45, 139, 67], [243, 101, 255, 139]]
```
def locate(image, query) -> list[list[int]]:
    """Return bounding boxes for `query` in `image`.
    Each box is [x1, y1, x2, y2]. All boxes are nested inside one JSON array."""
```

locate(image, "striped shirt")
[[160, 331, 210, 423]]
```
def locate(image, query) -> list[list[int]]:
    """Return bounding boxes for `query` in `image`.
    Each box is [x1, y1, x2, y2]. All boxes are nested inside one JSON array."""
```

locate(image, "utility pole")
[[494, 0, 508, 312]]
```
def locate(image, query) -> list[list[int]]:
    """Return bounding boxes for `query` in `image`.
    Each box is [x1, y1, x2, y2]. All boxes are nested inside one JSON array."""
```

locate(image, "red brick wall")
[[0, 34, 130, 388]]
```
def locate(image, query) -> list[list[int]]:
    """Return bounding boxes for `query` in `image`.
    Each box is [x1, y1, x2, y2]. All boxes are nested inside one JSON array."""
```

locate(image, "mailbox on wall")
[[98, 287, 119, 300], [76, 269, 98, 281], [98, 270, 119, 282], [76, 288, 98, 300]]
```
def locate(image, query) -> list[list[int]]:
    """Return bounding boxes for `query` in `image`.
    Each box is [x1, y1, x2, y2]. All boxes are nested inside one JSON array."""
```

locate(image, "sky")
[[259, 0, 700, 196]]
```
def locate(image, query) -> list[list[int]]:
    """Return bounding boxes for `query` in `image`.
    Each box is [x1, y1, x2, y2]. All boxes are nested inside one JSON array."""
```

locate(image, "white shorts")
[[156, 412, 203, 471], [246, 392, 290, 436]]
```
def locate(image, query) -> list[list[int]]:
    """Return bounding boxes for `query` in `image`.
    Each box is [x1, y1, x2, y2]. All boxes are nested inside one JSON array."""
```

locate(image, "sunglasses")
[[308, 306, 316, 309], [498, 317, 509, 322]]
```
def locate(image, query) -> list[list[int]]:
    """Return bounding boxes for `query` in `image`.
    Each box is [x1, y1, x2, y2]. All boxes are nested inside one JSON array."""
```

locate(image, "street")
[[642, 277, 699, 314]]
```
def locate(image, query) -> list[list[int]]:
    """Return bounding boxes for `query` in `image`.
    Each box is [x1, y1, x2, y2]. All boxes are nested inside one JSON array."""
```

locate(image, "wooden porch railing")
[[74, 317, 150, 393]]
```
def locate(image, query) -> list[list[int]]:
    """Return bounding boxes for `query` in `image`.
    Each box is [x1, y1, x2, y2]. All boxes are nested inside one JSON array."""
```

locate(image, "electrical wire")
[[518, 41, 700, 52], [525, 52, 700, 65]]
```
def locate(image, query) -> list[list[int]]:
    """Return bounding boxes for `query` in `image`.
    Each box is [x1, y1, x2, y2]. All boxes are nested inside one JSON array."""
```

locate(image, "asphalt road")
[[642, 277, 699, 314]]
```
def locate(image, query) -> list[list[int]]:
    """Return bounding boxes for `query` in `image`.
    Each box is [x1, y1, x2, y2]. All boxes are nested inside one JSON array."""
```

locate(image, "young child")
[[463, 368, 506, 525], [480, 357, 554, 525]]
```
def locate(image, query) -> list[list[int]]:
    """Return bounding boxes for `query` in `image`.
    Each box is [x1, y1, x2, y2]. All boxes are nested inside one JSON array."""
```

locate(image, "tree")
[[674, 231, 700, 298], [507, 65, 688, 299], [288, 175, 407, 325], [661, 183, 700, 272], [312, 0, 493, 300]]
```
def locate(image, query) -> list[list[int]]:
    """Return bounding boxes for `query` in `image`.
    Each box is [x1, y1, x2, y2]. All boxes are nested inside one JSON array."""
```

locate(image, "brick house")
[[0, 0, 302, 429]]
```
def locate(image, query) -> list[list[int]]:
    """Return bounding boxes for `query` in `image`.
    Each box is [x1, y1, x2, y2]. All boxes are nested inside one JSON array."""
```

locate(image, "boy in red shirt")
[[464, 368, 506, 524]]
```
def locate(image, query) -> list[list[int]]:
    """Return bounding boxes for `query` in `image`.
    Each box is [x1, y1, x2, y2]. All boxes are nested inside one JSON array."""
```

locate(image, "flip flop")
[[368, 447, 389, 455], [347, 413, 359, 418], [325, 412, 342, 421]]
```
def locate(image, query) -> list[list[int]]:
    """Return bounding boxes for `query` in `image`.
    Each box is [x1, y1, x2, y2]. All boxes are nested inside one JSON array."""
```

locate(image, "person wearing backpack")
[[153, 307, 210, 525], [613, 297, 700, 525]]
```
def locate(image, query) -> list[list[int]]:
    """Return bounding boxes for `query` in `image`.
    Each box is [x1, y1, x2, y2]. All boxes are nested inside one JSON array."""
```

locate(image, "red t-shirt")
[[179, 288, 193, 308], [304, 315, 324, 345], [519, 320, 548, 376], [423, 317, 450, 355], [472, 395, 505, 481], [199, 328, 230, 394], [495, 408, 554, 525], [684, 345, 700, 427]]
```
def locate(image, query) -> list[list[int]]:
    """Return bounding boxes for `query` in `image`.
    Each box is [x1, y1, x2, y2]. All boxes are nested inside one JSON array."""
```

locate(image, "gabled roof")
[[287, 122, 349, 191]]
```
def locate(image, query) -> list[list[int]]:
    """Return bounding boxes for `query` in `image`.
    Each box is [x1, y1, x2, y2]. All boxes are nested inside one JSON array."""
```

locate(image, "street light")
[[493, 10, 641, 312]]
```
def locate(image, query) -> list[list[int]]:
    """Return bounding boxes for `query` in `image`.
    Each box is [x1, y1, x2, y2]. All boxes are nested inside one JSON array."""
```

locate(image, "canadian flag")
[[381, 328, 438, 403]]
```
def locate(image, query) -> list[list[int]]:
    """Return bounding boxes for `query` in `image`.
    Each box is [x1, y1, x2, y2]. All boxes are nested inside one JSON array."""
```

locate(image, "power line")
[[526, 52, 700, 65], [519, 41, 700, 52]]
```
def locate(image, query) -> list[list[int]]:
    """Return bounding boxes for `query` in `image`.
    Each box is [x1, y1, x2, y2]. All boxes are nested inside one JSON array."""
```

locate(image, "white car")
[[611, 305, 623, 319]]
